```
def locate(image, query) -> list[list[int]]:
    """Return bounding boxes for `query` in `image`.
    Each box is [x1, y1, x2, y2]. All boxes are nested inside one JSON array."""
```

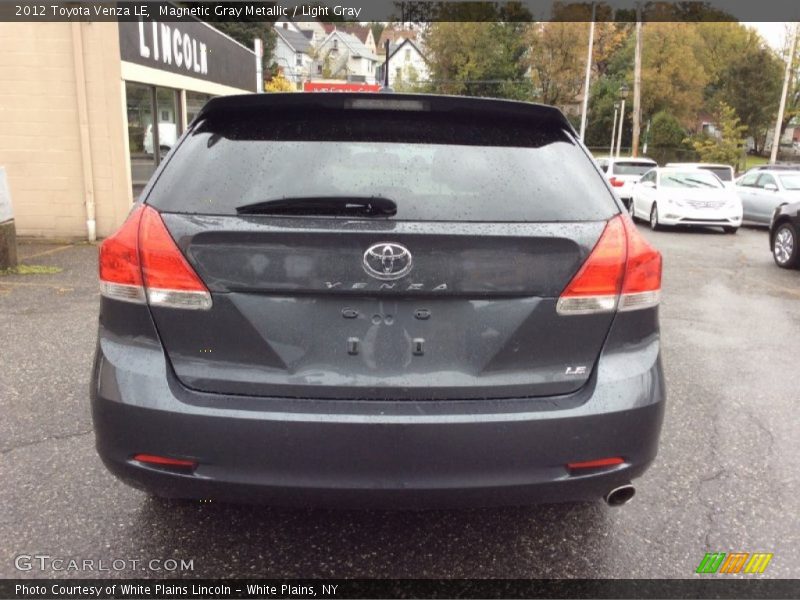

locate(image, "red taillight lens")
[[557, 214, 661, 315], [99, 204, 211, 310], [619, 215, 662, 311], [98, 205, 146, 304], [567, 457, 624, 471], [138, 207, 211, 309], [556, 216, 626, 315], [609, 176, 625, 187], [133, 453, 197, 469]]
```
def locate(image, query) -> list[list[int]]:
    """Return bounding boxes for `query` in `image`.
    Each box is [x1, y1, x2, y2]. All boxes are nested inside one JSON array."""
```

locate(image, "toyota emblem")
[[362, 243, 413, 281]]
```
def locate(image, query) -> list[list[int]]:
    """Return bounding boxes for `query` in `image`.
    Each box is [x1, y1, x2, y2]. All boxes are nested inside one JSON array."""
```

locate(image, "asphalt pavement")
[[0, 224, 798, 579]]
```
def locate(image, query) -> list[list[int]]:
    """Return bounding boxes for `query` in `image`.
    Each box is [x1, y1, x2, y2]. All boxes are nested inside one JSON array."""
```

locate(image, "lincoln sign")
[[119, 19, 256, 91]]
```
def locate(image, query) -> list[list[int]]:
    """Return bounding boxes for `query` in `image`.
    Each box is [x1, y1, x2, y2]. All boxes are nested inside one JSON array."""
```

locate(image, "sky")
[[744, 22, 790, 51]]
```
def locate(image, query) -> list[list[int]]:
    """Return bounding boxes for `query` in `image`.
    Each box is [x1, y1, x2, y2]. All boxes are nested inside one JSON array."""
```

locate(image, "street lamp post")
[[610, 102, 619, 157], [616, 84, 630, 159]]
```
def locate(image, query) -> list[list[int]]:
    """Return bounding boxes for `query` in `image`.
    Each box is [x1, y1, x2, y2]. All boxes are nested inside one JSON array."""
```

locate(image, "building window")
[[185, 91, 213, 123], [125, 83, 180, 201], [405, 48, 411, 62], [296, 53, 303, 67], [395, 67, 402, 81], [333, 39, 338, 50]]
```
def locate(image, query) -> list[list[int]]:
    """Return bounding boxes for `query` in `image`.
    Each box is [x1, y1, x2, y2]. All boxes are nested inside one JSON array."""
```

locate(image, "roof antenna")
[[380, 39, 393, 92]]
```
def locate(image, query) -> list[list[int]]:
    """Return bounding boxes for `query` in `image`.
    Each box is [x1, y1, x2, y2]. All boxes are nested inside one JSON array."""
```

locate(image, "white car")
[[630, 167, 743, 233], [143, 122, 178, 156], [596, 157, 658, 209], [665, 162, 735, 189]]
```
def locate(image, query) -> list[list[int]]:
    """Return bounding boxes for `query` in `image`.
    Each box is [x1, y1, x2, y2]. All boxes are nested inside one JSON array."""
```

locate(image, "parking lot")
[[0, 224, 798, 579]]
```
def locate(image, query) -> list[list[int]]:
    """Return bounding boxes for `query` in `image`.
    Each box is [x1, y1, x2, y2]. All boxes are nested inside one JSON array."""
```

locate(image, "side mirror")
[[764, 183, 778, 192], [642, 181, 656, 189]]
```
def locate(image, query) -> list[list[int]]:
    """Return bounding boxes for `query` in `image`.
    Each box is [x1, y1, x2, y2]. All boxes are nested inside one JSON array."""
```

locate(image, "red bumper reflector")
[[567, 457, 624, 470], [133, 453, 197, 469]]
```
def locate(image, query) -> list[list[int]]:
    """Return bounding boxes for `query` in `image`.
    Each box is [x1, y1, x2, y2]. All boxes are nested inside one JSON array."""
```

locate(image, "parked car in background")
[[769, 200, 800, 269], [736, 169, 800, 225], [665, 162, 735, 188], [143, 122, 178, 156], [93, 93, 665, 508], [596, 157, 658, 209], [735, 163, 800, 185], [630, 167, 742, 233]]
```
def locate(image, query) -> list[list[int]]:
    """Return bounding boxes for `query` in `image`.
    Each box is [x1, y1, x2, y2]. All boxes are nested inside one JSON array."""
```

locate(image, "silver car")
[[736, 169, 800, 225]]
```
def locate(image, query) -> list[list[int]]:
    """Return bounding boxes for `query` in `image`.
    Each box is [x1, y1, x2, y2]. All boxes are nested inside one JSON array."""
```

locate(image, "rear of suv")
[[91, 93, 665, 507]]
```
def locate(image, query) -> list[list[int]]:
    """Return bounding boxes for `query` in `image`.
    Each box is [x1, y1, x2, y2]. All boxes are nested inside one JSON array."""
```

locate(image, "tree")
[[525, 22, 587, 106], [691, 24, 783, 154], [647, 111, 693, 163], [368, 22, 385, 46], [688, 102, 747, 166], [719, 43, 783, 153], [211, 21, 276, 75], [639, 23, 708, 126], [264, 71, 296, 92], [423, 22, 530, 99]]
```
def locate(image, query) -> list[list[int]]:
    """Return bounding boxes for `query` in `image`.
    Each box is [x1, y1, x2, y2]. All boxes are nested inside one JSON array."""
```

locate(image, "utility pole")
[[578, 2, 596, 142], [631, 2, 643, 157], [770, 22, 799, 164]]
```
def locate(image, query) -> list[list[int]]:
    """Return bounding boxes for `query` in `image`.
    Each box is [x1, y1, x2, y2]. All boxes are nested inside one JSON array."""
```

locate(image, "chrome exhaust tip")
[[605, 484, 636, 506]]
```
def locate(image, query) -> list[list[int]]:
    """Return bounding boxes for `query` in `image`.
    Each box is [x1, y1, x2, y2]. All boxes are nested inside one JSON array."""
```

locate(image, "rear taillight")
[[557, 214, 661, 316], [609, 176, 625, 187], [99, 205, 211, 310], [98, 205, 146, 304], [618, 216, 662, 311], [138, 206, 212, 309]]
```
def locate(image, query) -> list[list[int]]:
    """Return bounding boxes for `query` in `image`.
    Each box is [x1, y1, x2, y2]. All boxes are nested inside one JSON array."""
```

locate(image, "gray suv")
[[92, 93, 665, 508]]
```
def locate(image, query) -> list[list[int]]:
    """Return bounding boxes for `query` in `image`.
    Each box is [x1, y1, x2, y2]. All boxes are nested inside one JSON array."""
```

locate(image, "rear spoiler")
[[194, 92, 573, 132]]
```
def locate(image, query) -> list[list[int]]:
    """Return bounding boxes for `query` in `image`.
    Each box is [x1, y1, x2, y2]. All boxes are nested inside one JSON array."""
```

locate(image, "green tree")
[[688, 102, 747, 166], [423, 22, 531, 99], [211, 22, 276, 76], [647, 111, 693, 163], [368, 22, 385, 46], [718, 44, 783, 154]]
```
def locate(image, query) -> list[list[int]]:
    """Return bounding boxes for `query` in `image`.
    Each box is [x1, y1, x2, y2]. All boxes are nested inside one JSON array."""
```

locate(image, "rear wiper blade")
[[235, 196, 397, 217]]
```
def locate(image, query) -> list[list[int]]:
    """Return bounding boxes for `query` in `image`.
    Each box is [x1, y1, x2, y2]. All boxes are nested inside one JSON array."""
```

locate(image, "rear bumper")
[[91, 312, 666, 508]]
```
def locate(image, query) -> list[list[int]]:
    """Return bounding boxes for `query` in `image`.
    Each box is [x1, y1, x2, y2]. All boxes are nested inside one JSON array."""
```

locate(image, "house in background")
[[377, 26, 421, 50], [273, 22, 316, 86], [314, 29, 380, 83], [335, 24, 377, 56], [378, 38, 429, 90]]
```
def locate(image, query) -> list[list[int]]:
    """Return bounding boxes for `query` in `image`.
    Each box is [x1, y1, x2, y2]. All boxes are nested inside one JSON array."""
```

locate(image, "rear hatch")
[[143, 94, 619, 400]]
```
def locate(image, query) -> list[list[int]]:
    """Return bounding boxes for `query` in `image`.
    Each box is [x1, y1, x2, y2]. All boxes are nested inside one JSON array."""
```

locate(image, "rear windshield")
[[699, 166, 732, 182], [146, 109, 616, 222], [612, 161, 657, 176]]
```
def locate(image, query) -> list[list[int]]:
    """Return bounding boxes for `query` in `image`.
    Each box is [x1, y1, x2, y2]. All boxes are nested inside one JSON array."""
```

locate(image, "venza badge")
[[363, 243, 413, 281]]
